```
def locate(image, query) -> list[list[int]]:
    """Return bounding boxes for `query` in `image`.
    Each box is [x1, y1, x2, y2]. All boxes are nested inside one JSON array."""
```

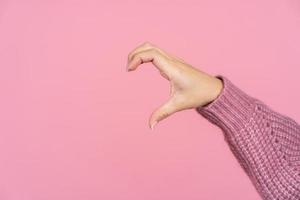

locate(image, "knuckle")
[[131, 53, 138, 61], [128, 50, 135, 61], [143, 41, 152, 47], [149, 48, 159, 55], [160, 112, 169, 119]]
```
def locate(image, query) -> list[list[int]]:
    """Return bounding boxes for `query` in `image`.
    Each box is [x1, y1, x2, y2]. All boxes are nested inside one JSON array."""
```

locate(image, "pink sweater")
[[196, 75, 300, 200]]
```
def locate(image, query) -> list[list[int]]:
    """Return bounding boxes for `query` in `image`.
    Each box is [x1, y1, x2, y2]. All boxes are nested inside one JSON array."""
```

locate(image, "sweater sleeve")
[[195, 75, 300, 200]]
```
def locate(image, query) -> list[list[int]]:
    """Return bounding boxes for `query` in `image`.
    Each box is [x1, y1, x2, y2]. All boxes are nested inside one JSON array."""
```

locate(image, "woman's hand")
[[127, 42, 223, 130]]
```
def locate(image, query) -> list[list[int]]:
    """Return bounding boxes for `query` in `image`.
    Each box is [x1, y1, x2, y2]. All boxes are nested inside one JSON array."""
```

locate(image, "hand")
[[127, 42, 223, 130]]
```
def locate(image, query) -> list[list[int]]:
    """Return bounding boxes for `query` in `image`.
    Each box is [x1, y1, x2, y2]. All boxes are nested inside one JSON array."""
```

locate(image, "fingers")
[[127, 42, 185, 130], [127, 42, 179, 75], [127, 42, 169, 63], [127, 41, 187, 68], [127, 48, 164, 70], [149, 98, 179, 130], [127, 42, 155, 63], [127, 48, 176, 80]]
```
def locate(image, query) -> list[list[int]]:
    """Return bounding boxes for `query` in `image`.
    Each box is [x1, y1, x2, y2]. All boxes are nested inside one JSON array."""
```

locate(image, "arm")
[[196, 75, 300, 200], [127, 42, 300, 199]]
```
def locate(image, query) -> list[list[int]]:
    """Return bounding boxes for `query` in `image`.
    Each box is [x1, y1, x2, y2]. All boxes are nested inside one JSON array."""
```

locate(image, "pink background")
[[0, 0, 299, 199]]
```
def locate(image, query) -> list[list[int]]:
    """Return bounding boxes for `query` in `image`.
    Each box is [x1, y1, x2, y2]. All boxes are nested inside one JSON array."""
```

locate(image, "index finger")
[[127, 48, 172, 77]]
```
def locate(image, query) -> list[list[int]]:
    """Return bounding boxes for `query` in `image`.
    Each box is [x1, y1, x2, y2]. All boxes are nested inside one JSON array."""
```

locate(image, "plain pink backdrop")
[[0, 0, 299, 199]]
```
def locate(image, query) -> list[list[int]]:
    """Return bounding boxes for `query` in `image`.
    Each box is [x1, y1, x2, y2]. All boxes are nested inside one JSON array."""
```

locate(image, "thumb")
[[149, 98, 178, 130]]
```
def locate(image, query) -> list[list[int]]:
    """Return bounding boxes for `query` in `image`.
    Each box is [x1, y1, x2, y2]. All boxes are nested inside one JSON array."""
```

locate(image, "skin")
[[126, 42, 223, 130]]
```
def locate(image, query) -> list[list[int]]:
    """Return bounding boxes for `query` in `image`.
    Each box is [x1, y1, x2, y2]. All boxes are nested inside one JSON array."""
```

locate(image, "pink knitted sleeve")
[[196, 75, 300, 200]]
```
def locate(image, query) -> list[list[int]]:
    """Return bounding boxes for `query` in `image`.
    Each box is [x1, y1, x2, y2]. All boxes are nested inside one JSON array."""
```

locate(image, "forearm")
[[196, 75, 300, 200]]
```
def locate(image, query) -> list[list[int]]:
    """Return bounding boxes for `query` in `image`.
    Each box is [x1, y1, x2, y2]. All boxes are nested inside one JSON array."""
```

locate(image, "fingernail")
[[151, 121, 158, 130]]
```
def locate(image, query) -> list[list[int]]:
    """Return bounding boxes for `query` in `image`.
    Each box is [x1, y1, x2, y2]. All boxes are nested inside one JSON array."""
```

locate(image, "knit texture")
[[196, 75, 300, 200]]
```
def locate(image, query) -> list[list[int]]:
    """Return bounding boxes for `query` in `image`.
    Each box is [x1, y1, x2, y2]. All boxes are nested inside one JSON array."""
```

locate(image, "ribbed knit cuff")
[[196, 75, 257, 133]]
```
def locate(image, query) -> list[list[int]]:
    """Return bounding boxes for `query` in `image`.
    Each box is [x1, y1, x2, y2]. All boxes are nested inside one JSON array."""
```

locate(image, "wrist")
[[203, 77, 224, 107], [196, 75, 257, 132]]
